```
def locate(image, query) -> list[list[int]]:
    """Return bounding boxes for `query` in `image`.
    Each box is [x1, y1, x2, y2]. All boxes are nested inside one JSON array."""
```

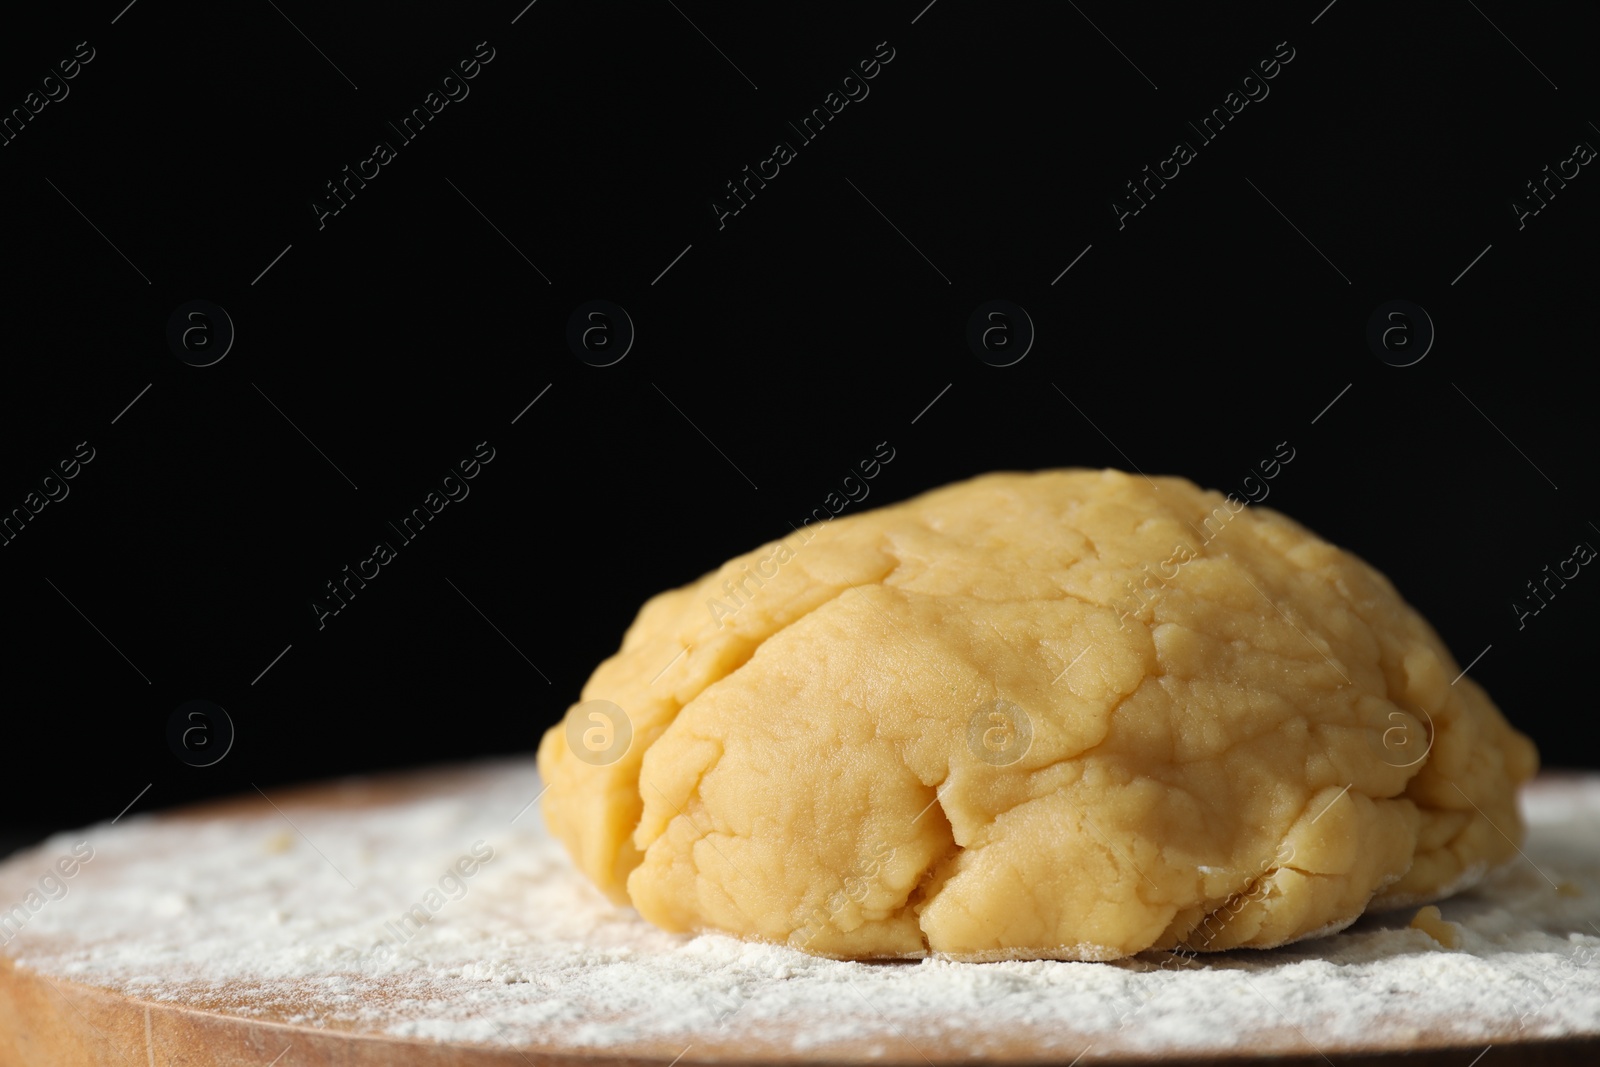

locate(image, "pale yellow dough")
[[536, 470, 1538, 960]]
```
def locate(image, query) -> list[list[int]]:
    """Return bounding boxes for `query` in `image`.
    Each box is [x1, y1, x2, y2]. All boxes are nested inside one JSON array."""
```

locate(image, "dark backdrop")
[[1, 1, 1595, 854]]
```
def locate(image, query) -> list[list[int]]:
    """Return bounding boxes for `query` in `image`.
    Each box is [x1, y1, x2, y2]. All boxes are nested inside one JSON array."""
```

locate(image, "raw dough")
[[536, 470, 1538, 960]]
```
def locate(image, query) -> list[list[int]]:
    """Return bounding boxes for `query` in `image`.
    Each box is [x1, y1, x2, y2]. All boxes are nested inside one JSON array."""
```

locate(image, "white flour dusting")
[[4, 760, 1598, 1059]]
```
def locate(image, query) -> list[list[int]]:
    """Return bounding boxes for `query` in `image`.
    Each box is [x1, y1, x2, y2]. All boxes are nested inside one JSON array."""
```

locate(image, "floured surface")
[[2, 759, 1597, 1061]]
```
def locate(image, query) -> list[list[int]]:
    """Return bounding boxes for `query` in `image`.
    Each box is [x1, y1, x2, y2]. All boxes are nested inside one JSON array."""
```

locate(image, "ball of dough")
[[536, 470, 1538, 960]]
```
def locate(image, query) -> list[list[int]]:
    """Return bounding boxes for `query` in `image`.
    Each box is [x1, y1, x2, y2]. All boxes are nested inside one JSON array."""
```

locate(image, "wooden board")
[[2, 762, 1597, 1066]]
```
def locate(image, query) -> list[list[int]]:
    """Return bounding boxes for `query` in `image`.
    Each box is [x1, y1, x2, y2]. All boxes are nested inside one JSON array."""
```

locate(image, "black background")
[[1, 1, 1595, 856]]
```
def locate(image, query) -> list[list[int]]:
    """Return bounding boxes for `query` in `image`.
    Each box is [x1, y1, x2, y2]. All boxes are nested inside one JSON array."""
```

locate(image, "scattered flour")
[[3, 760, 1598, 1059]]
